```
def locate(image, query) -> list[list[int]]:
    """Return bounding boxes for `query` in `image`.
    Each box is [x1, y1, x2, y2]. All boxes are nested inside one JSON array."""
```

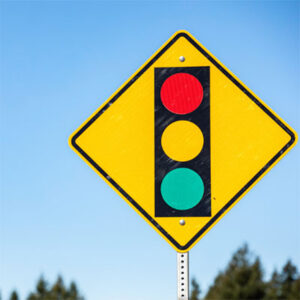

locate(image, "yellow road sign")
[[69, 31, 297, 252]]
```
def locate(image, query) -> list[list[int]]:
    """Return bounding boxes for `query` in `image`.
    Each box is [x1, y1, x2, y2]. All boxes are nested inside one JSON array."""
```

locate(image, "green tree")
[[67, 282, 83, 300], [265, 260, 300, 300], [191, 278, 201, 300], [9, 291, 19, 300], [27, 276, 49, 300], [281, 260, 299, 299], [36, 277, 48, 297], [26, 275, 84, 300], [205, 244, 265, 300], [50, 276, 67, 300], [288, 276, 300, 300], [264, 270, 281, 299]]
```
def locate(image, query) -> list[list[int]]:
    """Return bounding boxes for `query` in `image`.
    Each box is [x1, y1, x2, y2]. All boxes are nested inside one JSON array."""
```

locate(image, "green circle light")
[[160, 168, 204, 211]]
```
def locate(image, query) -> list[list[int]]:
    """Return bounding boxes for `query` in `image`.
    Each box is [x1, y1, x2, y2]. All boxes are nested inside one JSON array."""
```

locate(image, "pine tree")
[[26, 275, 84, 300], [288, 276, 300, 300], [191, 278, 201, 300], [9, 291, 19, 300], [264, 270, 281, 299], [50, 276, 67, 300], [36, 276, 48, 296], [27, 275, 49, 300], [280, 260, 298, 299], [69, 282, 84, 300], [264, 260, 300, 300], [205, 244, 265, 300]]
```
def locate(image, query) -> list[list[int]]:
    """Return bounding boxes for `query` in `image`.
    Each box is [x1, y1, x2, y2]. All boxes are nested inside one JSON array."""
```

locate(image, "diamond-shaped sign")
[[69, 31, 297, 252]]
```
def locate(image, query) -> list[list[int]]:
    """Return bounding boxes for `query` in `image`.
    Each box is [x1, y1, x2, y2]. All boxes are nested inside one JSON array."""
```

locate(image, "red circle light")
[[160, 73, 203, 115]]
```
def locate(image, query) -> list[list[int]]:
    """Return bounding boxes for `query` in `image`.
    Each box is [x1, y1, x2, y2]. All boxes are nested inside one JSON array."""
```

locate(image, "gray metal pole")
[[177, 252, 189, 300]]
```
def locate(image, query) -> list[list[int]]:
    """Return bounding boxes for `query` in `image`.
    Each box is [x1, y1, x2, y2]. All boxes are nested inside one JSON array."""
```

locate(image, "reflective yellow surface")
[[69, 31, 297, 252], [161, 120, 204, 162]]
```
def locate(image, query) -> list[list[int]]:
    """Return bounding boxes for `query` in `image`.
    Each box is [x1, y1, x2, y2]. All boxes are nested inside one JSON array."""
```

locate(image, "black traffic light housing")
[[155, 66, 211, 217]]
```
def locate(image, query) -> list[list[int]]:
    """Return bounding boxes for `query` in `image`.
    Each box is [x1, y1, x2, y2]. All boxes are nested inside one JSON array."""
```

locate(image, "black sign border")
[[71, 32, 296, 251]]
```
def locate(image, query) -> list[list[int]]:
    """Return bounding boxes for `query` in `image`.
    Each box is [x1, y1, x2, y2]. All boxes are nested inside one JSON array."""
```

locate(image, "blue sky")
[[0, 1, 299, 300]]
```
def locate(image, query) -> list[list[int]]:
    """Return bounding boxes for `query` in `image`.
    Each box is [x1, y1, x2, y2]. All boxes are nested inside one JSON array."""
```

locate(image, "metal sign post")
[[177, 252, 189, 300]]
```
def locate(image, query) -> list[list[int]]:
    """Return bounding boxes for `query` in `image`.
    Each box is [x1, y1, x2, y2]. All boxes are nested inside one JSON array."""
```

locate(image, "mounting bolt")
[[179, 56, 185, 62], [179, 219, 186, 226]]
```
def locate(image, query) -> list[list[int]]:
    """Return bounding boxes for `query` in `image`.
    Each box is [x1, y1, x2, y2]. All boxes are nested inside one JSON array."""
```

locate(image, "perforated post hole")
[[177, 252, 189, 300]]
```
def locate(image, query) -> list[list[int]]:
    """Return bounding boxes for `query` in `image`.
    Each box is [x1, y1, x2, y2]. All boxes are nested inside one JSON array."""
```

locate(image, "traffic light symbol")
[[155, 67, 211, 217]]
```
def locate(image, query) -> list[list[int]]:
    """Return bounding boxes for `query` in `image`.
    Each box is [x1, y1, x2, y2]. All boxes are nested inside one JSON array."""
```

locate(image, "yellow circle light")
[[161, 120, 204, 162]]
